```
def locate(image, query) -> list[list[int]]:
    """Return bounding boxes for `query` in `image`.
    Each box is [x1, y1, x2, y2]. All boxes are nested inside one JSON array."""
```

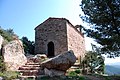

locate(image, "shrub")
[[0, 28, 13, 42], [0, 56, 6, 72], [78, 76, 85, 80], [1, 71, 19, 80], [39, 76, 50, 80], [66, 76, 85, 80], [68, 71, 78, 76], [75, 69, 81, 74], [0, 72, 4, 77]]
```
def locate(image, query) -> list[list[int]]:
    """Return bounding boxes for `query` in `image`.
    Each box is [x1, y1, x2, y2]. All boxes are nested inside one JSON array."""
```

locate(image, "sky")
[[0, 0, 83, 41], [0, 0, 120, 65]]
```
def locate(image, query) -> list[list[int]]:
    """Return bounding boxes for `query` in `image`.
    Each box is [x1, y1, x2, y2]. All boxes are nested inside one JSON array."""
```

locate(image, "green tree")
[[0, 27, 16, 42], [82, 51, 105, 74], [21, 37, 35, 55], [5, 28, 15, 36], [80, 0, 120, 57]]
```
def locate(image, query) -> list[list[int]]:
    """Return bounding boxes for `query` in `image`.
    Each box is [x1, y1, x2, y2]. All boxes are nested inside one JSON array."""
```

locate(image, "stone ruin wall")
[[35, 19, 68, 56], [66, 22, 85, 61]]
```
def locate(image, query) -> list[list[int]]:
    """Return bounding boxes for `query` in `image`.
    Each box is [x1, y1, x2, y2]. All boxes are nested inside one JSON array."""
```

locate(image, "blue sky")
[[0, 0, 82, 41], [0, 0, 120, 64]]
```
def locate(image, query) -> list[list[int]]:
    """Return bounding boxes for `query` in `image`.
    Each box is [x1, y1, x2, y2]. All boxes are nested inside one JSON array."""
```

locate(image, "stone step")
[[19, 66, 40, 70], [19, 75, 47, 80], [70, 66, 79, 69], [74, 62, 80, 66], [22, 64, 40, 67], [68, 66, 80, 72], [19, 75, 36, 80], [18, 58, 42, 78], [21, 71, 40, 76], [76, 60, 79, 62], [19, 70, 41, 76], [19, 70, 39, 73], [20, 75, 47, 80], [25, 63, 40, 65], [19, 69, 44, 76]]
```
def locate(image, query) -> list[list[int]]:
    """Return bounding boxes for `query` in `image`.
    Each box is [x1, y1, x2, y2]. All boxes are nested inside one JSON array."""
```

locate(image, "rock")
[[27, 56, 41, 63], [0, 35, 4, 54], [0, 77, 3, 80], [41, 50, 76, 71], [26, 54, 44, 63], [2, 40, 27, 71], [36, 54, 47, 59], [44, 68, 65, 77]]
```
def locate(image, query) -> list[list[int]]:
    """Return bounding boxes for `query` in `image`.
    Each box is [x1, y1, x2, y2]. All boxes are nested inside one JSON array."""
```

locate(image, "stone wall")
[[66, 22, 85, 60], [35, 18, 85, 60], [35, 18, 68, 56]]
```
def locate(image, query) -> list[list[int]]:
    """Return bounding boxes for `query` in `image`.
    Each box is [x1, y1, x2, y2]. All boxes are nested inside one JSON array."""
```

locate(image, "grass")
[[104, 75, 120, 80], [36, 70, 86, 80], [0, 71, 19, 80], [0, 56, 20, 80], [68, 71, 78, 76], [26, 77, 35, 80], [66, 76, 86, 80], [0, 71, 119, 80], [67, 69, 81, 76], [33, 75, 120, 80], [36, 76, 86, 80]]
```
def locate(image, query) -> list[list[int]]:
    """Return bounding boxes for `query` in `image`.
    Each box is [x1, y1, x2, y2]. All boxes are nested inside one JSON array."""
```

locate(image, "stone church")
[[35, 17, 85, 60]]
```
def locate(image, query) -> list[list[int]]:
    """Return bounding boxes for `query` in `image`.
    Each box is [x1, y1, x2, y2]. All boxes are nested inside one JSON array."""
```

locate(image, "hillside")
[[105, 65, 120, 75]]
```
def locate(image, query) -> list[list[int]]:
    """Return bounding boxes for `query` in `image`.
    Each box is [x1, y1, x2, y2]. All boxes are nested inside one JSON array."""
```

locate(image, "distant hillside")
[[109, 62, 120, 66], [105, 65, 120, 75]]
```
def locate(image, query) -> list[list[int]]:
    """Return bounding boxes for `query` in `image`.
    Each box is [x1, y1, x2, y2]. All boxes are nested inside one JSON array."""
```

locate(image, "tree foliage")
[[82, 51, 105, 74], [21, 37, 35, 55], [0, 27, 16, 42], [0, 56, 6, 72], [80, 0, 120, 57]]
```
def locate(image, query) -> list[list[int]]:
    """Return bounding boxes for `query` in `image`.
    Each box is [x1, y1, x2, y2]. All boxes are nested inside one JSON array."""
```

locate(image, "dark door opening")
[[47, 42, 54, 57]]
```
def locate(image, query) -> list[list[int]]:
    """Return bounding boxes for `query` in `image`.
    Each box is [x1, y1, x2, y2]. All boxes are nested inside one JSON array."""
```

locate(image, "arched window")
[[47, 41, 54, 57]]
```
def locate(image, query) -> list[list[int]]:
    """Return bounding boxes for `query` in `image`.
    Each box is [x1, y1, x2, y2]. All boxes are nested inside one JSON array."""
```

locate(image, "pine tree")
[[82, 51, 105, 74], [80, 0, 120, 57]]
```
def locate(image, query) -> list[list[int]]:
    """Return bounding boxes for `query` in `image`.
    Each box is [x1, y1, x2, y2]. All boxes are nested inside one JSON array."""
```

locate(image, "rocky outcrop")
[[44, 68, 65, 77], [41, 50, 76, 76], [0, 35, 4, 54], [2, 40, 27, 71]]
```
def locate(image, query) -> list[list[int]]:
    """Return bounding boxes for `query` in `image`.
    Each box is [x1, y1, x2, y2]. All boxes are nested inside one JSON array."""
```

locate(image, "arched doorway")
[[47, 42, 54, 57]]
